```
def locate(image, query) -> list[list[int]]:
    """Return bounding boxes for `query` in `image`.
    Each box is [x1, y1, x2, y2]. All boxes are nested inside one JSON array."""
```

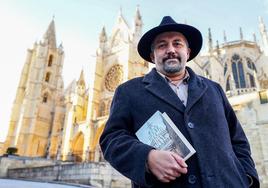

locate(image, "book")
[[135, 111, 196, 161]]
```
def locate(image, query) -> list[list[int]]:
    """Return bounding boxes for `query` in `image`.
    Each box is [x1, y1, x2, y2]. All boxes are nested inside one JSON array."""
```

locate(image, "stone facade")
[[2, 8, 148, 163], [2, 20, 65, 158], [1, 8, 268, 187]]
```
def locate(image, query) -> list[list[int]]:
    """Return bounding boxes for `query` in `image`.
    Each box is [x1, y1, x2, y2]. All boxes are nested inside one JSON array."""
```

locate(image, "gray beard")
[[162, 60, 183, 74], [163, 64, 183, 74]]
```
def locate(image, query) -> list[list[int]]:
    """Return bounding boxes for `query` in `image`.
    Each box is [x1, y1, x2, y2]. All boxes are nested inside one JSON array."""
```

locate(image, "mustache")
[[163, 54, 181, 62]]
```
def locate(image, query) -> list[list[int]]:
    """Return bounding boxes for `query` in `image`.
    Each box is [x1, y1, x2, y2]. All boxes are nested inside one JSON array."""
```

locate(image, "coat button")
[[187, 122, 195, 129], [188, 174, 197, 184]]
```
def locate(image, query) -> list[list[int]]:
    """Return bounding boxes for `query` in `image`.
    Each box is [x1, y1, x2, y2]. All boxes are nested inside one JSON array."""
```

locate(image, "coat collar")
[[142, 67, 208, 113], [185, 67, 208, 113]]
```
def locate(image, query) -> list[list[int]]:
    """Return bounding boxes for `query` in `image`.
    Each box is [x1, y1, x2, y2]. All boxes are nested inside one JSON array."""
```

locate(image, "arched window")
[[99, 102, 106, 116], [224, 63, 228, 75], [43, 93, 48, 103], [232, 62, 239, 88], [226, 76, 231, 91], [238, 62, 246, 88], [252, 63, 257, 72], [48, 55, 53, 67], [232, 54, 240, 61], [231, 54, 246, 88], [246, 57, 257, 73], [247, 58, 252, 69], [249, 74, 256, 87], [45, 72, 51, 82]]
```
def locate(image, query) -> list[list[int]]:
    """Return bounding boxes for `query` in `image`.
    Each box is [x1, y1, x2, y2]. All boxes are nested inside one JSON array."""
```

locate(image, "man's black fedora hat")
[[137, 16, 203, 63]]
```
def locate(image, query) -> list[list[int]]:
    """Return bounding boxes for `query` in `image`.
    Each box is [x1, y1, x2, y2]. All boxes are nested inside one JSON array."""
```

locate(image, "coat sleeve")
[[99, 85, 156, 187], [215, 84, 260, 187]]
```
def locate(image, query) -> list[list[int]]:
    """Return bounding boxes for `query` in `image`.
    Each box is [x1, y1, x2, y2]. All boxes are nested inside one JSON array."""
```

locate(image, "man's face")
[[150, 32, 191, 76]]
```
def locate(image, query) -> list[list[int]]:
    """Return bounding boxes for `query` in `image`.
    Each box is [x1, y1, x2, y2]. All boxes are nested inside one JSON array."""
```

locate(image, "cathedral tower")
[[87, 8, 148, 160], [259, 16, 268, 56], [3, 19, 65, 157]]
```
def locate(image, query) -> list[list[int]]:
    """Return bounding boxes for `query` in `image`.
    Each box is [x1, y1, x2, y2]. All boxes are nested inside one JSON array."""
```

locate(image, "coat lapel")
[[185, 67, 208, 113], [143, 68, 185, 113]]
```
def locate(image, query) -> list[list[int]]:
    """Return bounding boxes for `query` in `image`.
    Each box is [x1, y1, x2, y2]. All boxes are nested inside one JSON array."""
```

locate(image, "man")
[[100, 16, 259, 188]]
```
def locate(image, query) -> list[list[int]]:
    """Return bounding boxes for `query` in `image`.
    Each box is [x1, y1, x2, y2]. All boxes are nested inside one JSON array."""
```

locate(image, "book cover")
[[135, 111, 196, 161]]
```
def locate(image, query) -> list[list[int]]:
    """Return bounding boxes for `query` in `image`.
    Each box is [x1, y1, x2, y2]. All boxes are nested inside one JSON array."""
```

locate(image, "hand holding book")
[[136, 111, 196, 161], [147, 149, 188, 183]]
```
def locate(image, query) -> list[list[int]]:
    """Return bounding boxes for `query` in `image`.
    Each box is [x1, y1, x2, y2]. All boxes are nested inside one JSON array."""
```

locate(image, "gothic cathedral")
[[2, 8, 148, 162], [1, 8, 268, 184]]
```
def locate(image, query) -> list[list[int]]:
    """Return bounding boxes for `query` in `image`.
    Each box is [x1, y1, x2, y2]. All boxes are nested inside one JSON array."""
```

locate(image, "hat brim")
[[137, 24, 203, 63]]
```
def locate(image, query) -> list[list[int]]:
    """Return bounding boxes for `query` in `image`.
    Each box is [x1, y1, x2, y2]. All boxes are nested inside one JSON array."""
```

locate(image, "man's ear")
[[150, 52, 154, 63], [187, 48, 191, 60], [150, 53, 155, 63]]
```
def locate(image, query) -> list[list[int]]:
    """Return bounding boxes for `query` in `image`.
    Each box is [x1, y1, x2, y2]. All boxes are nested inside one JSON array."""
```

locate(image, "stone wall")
[[0, 155, 56, 177], [7, 161, 131, 188]]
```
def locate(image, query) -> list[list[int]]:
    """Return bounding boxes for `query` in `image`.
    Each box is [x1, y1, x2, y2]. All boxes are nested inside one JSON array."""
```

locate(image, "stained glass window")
[[232, 62, 239, 88], [238, 62, 246, 88], [48, 55, 53, 67], [226, 76, 230, 91], [249, 74, 255, 87]]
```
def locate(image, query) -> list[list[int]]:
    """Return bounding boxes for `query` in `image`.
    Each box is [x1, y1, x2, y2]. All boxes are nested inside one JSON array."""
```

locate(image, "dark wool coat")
[[100, 67, 259, 188]]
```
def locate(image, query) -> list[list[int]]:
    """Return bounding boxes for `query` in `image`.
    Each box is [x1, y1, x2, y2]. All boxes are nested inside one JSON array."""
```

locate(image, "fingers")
[[164, 167, 182, 177], [147, 150, 188, 183], [171, 162, 188, 175], [160, 174, 178, 183], [159, 168, 184, 182], [170, 152, 188, 175], [171, 152, 188, 168]]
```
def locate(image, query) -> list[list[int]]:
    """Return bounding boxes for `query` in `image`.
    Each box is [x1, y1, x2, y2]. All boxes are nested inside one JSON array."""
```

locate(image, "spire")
[[134, 5, 142, 27], [253, 33, 257, 43], [259, 16, 268, 55], [239, 27, 243, 40], [98, 26, 107, 54], [208, 28, 213, 52], [99, 26, 107, 43], [119, 6, 123, 17], [115, 7, 129, 28], [43, 18, 57, 49], [259, 16, 266, 33], [133, 5, 143, 37], [117, 6, 124, 23], [77, 69, 85, 86], [216, 40, 220, 55], [223, 30, 227, 43], [58, 42, 64, 54]]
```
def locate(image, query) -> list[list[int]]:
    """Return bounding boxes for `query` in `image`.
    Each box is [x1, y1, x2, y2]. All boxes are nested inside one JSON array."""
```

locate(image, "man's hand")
[[147, 150, 188, 183]]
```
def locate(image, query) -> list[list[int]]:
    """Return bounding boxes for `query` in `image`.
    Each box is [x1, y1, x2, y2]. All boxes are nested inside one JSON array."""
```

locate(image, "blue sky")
[[0, 0, 268, 142]]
